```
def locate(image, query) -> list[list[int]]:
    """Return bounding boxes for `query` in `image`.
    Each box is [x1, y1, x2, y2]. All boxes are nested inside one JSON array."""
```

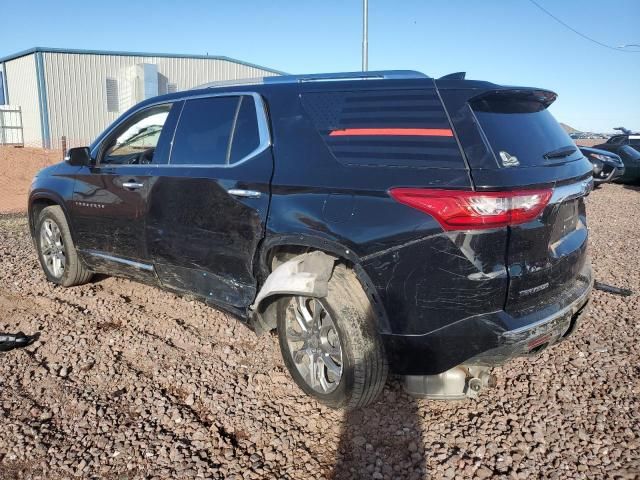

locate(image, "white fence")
[[0, 106, 24, 146]]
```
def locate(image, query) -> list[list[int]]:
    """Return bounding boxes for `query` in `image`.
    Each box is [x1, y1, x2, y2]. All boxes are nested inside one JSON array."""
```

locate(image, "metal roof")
[[0, 47, 286, 75]]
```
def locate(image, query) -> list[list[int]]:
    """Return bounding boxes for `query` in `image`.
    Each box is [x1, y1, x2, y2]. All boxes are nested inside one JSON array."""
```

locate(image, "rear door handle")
[[228, 189, 261, 198], [122, 181, 144, 190]]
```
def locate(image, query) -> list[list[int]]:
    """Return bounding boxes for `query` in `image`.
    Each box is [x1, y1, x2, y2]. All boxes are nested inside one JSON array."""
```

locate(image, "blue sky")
[[1, 0, 638, 132]]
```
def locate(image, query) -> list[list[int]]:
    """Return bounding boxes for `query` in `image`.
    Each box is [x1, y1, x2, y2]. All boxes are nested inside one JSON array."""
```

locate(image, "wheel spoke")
[[312, 299, 322, 329], [292, 348, 307, 364], [320, 354, 342, 380], [308, 352, 318, 389], [319, 341, 341, 358], [318, 368, 330, 392], [44, 222, 54, 241], [295, 297, 314, 331], [284, 296, 344, 394], [40, 219, 66, 279], [286, 328, 308, 343], [53, 228, 63, 247]]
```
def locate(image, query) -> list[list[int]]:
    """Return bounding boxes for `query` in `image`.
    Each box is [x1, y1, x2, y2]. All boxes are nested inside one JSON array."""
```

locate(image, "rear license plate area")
[[550, 199, 578, 243]]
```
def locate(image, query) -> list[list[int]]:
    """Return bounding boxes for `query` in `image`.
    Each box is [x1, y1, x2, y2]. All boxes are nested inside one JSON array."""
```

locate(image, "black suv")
[[29, 71, 593, 408]]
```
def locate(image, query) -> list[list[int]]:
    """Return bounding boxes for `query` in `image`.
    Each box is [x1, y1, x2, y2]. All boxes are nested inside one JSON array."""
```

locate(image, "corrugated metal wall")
[[43, 52, 279, 149], [3, 55, 42, 147]]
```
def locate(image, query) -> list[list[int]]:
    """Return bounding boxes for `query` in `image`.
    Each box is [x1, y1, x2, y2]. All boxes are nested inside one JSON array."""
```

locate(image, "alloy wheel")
[[40, 219, 66, 278], [284, 296, 344, 394]]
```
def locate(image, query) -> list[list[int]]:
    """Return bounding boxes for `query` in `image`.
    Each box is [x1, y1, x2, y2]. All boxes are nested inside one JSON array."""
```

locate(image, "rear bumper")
[[382, 263, 592, 375]]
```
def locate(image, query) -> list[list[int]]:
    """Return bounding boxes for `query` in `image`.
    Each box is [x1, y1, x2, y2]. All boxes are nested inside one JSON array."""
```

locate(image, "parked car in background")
[[28, 70, 593, 408], [593, 128, 640, 182], [578, 146, 625, 185]]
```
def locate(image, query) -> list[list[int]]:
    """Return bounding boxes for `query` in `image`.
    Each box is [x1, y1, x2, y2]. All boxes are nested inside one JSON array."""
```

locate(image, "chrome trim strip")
[[549, 178, 593, 204], [228, 189, 261, 198], [82, 250, 154, 271], [122, 182, 144, 189]]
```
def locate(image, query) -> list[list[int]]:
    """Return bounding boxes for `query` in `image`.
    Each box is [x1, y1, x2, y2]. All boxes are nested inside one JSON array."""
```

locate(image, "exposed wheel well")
[[256, 244, 390, 335], [29, 198, 57, 235], [267, 245, 314, 272]]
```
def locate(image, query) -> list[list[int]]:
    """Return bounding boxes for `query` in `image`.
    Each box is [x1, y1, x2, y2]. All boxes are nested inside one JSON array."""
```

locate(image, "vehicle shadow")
[[331, 378, 426, 479], [620, 181, 640, 192]]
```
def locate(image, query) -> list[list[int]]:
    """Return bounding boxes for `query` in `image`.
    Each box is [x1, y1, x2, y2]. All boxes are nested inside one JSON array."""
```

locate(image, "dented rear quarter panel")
[[262, 80, 510, 338]]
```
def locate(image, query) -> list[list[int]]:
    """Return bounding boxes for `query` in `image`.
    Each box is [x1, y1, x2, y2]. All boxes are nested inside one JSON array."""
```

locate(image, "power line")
[[527, 0, 640, 53]]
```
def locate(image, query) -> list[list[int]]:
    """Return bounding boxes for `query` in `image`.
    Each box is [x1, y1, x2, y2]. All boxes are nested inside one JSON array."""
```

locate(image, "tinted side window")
[[170, 96, 238, 165], [229, 97, 260, 163], [629, 136, 640, 146]]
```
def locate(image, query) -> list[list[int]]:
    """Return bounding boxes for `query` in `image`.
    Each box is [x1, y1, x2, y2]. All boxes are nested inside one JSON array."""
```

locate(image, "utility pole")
[[362, 0, 369, 71]]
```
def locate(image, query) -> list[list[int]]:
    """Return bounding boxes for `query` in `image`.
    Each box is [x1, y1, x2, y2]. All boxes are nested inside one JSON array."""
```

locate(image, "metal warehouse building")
[[0, 47, 282, 149]]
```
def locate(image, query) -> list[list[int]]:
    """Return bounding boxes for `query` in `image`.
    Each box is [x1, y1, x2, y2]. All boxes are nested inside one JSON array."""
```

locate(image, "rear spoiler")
[[435, 77, 558, 110], [468, 88, 558, 110]]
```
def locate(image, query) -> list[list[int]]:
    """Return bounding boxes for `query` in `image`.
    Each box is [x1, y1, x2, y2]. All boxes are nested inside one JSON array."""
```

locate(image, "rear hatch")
[[438, 82, 593, 317]]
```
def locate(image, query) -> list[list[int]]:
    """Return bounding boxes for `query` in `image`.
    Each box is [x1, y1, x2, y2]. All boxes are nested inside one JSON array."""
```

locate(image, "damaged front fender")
[[250, 251, 337, 333]]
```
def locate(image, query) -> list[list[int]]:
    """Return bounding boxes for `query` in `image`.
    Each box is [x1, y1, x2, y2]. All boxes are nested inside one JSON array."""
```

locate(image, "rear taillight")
[[389, 188, 553, 231]]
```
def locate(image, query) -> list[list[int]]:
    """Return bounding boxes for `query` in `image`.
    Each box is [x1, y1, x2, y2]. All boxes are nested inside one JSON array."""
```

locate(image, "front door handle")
[[122, 181, 144, 190], [228, 189, 261, 198]]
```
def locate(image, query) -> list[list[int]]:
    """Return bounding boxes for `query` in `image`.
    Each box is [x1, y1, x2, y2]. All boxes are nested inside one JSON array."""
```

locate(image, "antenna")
[[362, 0, 369, 71]]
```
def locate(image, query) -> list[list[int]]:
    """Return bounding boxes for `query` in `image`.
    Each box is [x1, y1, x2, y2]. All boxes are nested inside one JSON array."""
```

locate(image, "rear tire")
[[35, 206, 93, 287], [277, 263, 388, 409]]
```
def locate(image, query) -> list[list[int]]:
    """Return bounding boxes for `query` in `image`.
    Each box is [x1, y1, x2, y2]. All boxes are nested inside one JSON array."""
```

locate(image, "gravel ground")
[[0, 182, 639, 480]]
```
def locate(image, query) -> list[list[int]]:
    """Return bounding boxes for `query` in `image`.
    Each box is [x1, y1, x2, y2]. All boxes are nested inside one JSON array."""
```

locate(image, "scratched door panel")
[[71, 101, 181, 276], [147, 94, 273, 309]]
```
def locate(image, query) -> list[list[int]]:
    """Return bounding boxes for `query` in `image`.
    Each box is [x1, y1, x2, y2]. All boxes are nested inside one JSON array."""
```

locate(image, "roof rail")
[[195, 77, 268, 89], [270, 70, 428, 83], [196, 70, 428, 90]]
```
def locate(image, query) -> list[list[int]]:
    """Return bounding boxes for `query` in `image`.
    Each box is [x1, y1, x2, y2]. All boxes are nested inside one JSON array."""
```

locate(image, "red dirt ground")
[[0, 147, 62, 213]]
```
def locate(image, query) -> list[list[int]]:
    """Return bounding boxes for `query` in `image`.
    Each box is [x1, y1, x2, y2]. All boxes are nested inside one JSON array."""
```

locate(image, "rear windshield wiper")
[[544, 145, 577, 160]]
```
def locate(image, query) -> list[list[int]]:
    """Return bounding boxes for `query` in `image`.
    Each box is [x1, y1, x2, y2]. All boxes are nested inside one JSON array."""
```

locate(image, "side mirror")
[[65, 147, 92, 166]]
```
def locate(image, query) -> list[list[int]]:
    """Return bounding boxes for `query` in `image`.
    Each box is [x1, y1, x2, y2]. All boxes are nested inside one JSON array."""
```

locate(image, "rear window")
[[471, 92, 581, 167]]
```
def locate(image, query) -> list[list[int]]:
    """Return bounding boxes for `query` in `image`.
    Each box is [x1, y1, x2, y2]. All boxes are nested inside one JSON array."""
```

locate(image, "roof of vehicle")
[[195, 70, 430, 89]]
